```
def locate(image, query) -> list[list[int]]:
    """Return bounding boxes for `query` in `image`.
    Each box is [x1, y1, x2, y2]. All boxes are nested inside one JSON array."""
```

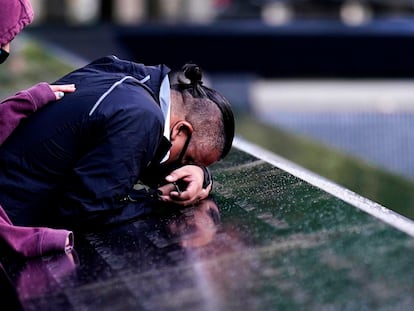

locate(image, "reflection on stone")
[[165, 198, 221, 248], [0, 262, 23, 310], [16, 251, 78, 301]]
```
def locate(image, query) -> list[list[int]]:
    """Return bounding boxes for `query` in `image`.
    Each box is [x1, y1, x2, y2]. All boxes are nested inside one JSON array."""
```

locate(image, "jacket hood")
[[0, 0, 34, 47]]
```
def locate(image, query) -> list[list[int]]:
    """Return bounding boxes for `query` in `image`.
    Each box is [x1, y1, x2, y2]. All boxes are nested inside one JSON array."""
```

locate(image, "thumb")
[[165, 173, 178, 182], [165, 167, 187, 182]]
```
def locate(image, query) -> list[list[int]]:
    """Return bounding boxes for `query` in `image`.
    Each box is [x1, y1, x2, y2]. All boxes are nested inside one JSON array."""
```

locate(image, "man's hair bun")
[[183, 63, 203, 86]]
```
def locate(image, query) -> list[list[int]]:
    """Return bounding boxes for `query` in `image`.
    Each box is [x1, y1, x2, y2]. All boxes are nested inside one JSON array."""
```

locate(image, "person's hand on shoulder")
[[158, 165, 212, 206], [49, 84, 76, 100]]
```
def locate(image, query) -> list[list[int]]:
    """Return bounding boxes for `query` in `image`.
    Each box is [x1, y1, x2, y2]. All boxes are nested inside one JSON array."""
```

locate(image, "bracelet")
[[194, 164, 213, 190]]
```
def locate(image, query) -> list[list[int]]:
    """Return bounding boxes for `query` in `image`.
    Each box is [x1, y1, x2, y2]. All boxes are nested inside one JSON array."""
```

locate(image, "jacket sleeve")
[[0, 82, 55, 145], [0, 204, 73, 258]]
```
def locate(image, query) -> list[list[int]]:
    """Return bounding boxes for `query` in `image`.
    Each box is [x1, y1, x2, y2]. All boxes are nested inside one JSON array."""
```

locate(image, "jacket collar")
[[159, 75, 171, 163]]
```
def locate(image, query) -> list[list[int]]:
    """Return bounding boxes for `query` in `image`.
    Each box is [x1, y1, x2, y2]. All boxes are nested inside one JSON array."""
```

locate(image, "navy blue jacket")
[[0, 56, 171, 229]]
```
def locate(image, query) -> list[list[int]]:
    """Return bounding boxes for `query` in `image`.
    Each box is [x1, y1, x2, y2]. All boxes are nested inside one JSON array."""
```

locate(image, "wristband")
[[194, 165, 213, 190]]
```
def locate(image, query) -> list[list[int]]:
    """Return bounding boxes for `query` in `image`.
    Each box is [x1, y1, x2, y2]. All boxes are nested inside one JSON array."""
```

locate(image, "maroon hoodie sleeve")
[[0, 83, 73, 257], [0, 82, 55, 145], [0, 204, 74, 257]]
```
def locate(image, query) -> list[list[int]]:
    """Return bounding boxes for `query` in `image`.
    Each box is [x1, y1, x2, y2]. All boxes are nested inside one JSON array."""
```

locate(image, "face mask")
[[176, 133, 192, 165], [140, 134, 192, 187]]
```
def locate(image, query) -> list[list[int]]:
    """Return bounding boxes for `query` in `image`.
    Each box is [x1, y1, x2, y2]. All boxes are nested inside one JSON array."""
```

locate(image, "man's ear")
[[171, 121, 193, 140]]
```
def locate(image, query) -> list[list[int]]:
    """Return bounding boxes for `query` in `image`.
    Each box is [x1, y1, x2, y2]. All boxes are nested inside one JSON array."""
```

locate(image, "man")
[[0, 55, 235, 231]]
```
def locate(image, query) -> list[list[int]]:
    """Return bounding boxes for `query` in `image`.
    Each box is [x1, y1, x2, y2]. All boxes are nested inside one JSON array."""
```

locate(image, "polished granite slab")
[[234, 114, 414, 221], [1, 145, 414, 311]]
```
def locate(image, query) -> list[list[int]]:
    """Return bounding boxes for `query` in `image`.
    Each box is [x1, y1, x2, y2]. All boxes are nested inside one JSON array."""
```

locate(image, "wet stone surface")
[[1, 148, 414, 310]]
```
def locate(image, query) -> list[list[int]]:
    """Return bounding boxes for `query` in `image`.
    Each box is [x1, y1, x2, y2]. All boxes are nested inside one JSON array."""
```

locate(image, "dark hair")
[[170, 63, 235, 159]]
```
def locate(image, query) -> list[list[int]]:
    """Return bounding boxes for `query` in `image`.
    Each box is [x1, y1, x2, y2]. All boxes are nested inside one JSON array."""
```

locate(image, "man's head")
[[168, 63, 235, 167], [0, 0, 34, 64]]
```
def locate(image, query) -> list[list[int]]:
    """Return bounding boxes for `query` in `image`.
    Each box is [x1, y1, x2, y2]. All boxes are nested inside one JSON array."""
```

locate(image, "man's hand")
[[158, 165, 212, 206]]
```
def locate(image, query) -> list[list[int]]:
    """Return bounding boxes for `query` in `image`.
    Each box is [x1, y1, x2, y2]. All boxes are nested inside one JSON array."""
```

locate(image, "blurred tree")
[[147, 0, 162, 19], [100, 0, 114, 22], [44, 0, 67, 23]]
